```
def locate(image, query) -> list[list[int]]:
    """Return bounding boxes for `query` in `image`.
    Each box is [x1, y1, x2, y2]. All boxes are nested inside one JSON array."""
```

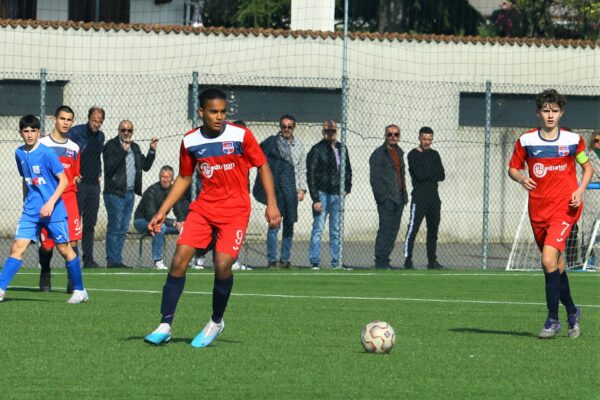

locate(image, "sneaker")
[[191, 319, 225, 348], [404, 259, 414, 269], [67, 289, 89, 304], [279, 260, 291, 269], [83, 260, 102, 269], [0, 288, 4, 302], [567, 308, 581, 339], [311, 263, 320, 270], [538, 318, 561, 339], [39, 271, 51, 292], [144, 323, 172, 345], [66, 278, 74, 294], [190, 256, 205, 270], [267, 261, 279, 269], [232, 260, 252, 271], [153, 260, 168, 270]]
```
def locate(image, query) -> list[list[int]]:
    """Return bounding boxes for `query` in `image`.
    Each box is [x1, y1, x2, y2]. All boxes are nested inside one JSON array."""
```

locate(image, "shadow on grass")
[[450, 327, 536, 337], [124, 336, 242, 345]]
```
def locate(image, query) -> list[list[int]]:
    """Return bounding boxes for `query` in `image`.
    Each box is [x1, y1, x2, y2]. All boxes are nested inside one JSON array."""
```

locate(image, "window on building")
[[459, 92, 600, 129], [69, 0, 130, 23], [187, 85, 343, 123], [0, 79, 68, 117], [0, 0, 37, 19]]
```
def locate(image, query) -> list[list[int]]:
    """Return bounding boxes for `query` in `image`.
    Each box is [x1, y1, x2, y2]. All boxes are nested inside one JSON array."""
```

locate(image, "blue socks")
[[544, 270, 561, 320], [0, 257, 23, 290], [65, 257, 83, 290], [160, 274, 186, 325], [211, 275, 234, 324]]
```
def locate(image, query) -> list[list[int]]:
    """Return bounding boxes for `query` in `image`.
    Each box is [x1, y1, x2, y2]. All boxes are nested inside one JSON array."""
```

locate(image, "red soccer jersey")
[[39, 135, 80, 194], [179, 122, 266, 217], [509, 127, 585, 220]]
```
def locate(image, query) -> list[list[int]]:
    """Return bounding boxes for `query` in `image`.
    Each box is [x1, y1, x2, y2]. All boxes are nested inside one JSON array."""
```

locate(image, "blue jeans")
[[134, 218, 179, 261], [309, 192, 341, 267], [104, 191, 135, 264], [267, 216, 294, 263]]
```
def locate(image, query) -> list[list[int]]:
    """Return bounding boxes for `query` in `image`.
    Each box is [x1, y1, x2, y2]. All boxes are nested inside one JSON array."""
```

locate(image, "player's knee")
[[55, 243, 75, 260]]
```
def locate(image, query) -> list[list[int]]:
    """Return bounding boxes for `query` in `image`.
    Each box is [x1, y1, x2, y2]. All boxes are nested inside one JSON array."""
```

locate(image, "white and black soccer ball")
[[361, 321, 396, 354]]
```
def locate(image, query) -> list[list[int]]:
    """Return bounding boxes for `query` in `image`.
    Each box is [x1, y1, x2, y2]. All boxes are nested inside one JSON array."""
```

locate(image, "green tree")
[[234, 0, 291, 29]]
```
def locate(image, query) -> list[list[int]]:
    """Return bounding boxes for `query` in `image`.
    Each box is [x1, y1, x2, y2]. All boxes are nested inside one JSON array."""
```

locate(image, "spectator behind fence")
[[103, 120, 158, 268], [134, 165, 187, 270], [583, 130, 600, 267], [403, 126, 445, 269], [306, 120, 352, 269], [68, 106, 105, 268], [369, 124, 408, 269], [253, 114, 307, 269], [38, 105, 80, 293], [0, 114, 87, 304]]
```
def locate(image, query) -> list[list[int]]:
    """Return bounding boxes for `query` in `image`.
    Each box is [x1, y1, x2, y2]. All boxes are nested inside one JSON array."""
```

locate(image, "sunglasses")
[[120, 128, 133, 133], [594, 138, 600, 143], [280, 125, 295, 130], [324, 129, 336, 134], [387, 132, 400, 138]]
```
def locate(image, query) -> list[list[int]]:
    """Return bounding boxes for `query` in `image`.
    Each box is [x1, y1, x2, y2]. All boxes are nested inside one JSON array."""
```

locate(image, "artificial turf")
[[0, 269, 597, 399]]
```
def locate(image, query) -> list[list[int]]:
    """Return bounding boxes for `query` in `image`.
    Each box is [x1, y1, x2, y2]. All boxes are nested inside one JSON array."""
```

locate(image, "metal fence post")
[[482, 80, 492, 269], [191, 71, 200, 201], [40, 67, 47, 135], [338, 0, 350, 268]]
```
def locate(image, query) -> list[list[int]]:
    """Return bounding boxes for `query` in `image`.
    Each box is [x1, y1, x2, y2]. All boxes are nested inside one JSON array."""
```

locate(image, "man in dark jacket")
[[134, 165, 187, 270], [369, 124, 408, 269], [403, 126, 445, 269], [253, 115, 306, 268], [103, 119, 157, 267], [68, 106, 105, 268], [306, 120, 352, 269]]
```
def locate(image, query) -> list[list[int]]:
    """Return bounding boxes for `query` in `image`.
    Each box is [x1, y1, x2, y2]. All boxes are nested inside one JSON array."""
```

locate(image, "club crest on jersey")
[[32, 165, 41, 174], [222, 141, 234, 155], [558, 145, 569, 156], [66, 149, 75, 158]]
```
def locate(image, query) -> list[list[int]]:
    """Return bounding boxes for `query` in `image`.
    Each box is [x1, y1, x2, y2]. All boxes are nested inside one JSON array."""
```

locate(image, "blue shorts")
[[15, 218, 70, 244]]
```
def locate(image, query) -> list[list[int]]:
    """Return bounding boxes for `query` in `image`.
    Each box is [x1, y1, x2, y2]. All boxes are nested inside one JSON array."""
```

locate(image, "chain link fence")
[[1, 70, 598, 269]]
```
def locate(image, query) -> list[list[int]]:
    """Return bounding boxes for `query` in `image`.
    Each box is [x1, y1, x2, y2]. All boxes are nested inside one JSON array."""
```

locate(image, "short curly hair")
[[535, 89, 566, 110]]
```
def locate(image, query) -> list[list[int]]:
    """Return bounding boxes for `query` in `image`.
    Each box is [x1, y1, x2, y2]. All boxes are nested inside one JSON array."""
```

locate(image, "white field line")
[[10, 285, 600, 309]]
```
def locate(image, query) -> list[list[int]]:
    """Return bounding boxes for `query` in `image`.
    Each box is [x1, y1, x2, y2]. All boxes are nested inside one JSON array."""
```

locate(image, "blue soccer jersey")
[[15, 143, 67, 222]]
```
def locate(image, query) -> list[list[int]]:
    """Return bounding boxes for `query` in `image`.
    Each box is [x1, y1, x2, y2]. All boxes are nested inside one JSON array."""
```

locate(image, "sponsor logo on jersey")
[[222, 141, 234, 155], [558, 145, 569, 156], [32, 165, 41, 174], [25, 176, 47, 186], [533, 162, 567, 178], [200, 162, 236, 178]]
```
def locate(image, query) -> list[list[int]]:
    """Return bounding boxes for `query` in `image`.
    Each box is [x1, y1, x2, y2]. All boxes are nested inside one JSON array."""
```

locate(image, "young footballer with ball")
[[144, 88, 281, 347], [508, 89, 591, 339]]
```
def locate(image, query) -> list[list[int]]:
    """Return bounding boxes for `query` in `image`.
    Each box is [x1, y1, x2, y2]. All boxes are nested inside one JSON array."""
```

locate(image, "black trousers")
[[374, 199, 404, 267], [77, 182, 101, 264], [403, 195, 441, 265]]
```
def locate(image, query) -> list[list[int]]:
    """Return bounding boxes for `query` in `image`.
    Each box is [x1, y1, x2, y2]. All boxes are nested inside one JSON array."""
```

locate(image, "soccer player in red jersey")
[[144, 88, 281, 347], [509, 89, 592, 339], [38, 105, 82, 293]]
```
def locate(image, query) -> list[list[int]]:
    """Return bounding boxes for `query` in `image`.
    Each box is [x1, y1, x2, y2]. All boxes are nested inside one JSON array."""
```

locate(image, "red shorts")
[[530, 203, 582, 252], [177, 207, 249, 259], [40, 191, 81, 250]]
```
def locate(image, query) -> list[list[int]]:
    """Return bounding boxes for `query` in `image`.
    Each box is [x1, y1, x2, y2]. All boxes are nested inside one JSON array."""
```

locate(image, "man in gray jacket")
[[369, 124, 408, 268]]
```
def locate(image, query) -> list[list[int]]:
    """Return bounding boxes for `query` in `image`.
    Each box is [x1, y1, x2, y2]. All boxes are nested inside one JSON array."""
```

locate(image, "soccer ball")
[[361, 321, 396, 354]]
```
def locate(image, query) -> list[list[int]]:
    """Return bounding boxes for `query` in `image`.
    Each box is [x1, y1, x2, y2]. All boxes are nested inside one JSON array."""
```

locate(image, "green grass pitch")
[[0, 269, 597, 399]]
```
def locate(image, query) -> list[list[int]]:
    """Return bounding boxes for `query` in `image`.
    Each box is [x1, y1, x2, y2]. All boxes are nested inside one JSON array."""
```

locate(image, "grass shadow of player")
[[124, 336, 242, 345], [449, 327, 536, 337]]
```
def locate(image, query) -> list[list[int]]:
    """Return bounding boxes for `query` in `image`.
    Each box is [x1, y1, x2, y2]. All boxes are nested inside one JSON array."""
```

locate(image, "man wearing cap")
[[306, 120, 352, 269]]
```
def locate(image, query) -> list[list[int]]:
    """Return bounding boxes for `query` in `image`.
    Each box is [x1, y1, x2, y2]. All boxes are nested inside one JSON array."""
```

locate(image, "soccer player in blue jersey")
[[0, 115, 88, 304]]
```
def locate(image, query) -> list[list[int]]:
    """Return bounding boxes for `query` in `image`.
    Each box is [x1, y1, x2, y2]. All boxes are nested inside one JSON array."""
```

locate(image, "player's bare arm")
[[40, 172, 68, 217], [508, 167, 537, 191], [257, 163, 282, 228], [148, 174, 192, 235], [571, 160, 593, 207]]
